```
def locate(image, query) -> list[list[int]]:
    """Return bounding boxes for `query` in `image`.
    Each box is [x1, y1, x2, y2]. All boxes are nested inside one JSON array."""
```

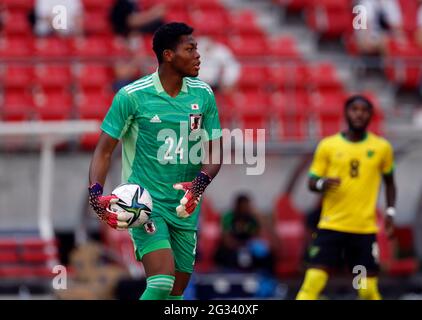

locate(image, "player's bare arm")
[[202, 136, 223, 178], [88, 132, 121, 229], [89, 132, 119, 186], [383, 173, 397, 239]]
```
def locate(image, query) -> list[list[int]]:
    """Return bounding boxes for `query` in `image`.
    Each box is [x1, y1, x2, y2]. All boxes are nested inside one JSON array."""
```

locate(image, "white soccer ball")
[[108, 183, 153, 228]]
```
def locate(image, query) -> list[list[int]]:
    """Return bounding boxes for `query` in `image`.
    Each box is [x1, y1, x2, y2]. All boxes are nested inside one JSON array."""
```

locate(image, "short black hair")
[[344, 95, 374, 112], [235, 193, 250, 206], [152, 22, 194, 64]]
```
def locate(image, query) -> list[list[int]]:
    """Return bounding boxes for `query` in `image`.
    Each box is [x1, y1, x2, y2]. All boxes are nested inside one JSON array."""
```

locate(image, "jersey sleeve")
[[308, 140, 329, 179], [202, 90, 222, 141], [101, 89, 137, 139], [381, 141, 395, 175]]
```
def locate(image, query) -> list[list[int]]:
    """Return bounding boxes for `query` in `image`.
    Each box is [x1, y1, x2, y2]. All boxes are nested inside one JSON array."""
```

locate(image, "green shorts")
[[129, 213, 197, 274]]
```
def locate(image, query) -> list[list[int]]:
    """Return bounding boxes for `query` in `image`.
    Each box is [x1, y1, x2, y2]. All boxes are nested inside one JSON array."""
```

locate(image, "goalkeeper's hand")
[[173, 171, 212, 218], [88, 182, 122, 229]]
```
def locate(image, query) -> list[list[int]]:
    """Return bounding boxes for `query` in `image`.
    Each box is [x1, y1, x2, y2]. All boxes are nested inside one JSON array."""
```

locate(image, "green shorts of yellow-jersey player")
[[129, 213, 197, 274]]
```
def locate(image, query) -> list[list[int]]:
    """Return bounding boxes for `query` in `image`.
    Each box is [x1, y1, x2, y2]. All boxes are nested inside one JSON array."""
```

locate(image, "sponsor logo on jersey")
[[308, 246, 320, 258], [189, 113, 203, 132], [150, 115, 162, 123], [367, 150, 375, 158], [191, 104, 199, 110]]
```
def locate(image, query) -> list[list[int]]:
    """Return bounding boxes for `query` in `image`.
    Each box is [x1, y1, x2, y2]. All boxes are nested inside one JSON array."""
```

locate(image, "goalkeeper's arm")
[[89, 132, 119, 187], [88, 132, 120, 226], [173, 137, 222, 217], [201, 137, 223, 180]]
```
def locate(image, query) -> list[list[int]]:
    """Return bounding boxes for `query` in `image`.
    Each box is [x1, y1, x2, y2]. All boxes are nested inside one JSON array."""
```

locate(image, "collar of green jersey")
[[152, 70, 188, 94]]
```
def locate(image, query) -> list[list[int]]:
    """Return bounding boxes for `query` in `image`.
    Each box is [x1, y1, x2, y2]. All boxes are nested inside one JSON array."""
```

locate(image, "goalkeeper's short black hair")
[[152, 22, 194, 64], [344, 95, 374, 112]]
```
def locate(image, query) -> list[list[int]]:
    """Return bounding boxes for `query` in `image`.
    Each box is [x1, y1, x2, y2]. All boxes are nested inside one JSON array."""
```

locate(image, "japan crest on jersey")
[[189, 113, 203, 132]]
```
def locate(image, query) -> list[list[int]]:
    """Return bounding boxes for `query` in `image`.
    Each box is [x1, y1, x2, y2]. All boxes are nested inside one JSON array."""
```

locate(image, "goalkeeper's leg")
[[167, 271, 191, 300], [140, 248, 176, 300]]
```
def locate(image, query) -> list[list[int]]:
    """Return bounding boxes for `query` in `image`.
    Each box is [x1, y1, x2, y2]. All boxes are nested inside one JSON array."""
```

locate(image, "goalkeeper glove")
[[173, 171, 212, 218], [88, 182, 123, 229]]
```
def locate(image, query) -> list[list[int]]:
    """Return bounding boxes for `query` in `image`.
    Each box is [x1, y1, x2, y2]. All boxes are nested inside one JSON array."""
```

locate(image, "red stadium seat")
[[214, 92, 234, 129], [2, 65, 34, 90], [398, 0, 419, 34], [0, 36, 34, 58], [34, 65, 72, 90], [267, 64, 309, 90], [273, 194, 306, 277], [230, 10, 265, 36], [308, 62, 344, 93], [306, 5, 353, 38], [35, 37, 71, 58], [270, 36, 301, 60], [2, 0, 34, 11], [82, 0, 114, 10], [311, 92, 348, 138], [0, 237, 58, 280], [191, 0, 225, 11], [229, 90, 270, 138], [71, 36, 110, 58], [385, 39, 422, 89], [74, 64, 113, 91], [34, 92, 73, 121], [0, 252, 19, 263], [309, 0, 351, 10], [227, 35, 268, 58], [165, 8, 191, 25], [189, 9, 229, 36], [2, 93, 34, 121], [237, 65, 269, 89], [77, 92, 113, 149], [271, 92, 309, 141], [2, 11, 32, 35], [76, 92, 113, 120], [83, 11, 113, 36]]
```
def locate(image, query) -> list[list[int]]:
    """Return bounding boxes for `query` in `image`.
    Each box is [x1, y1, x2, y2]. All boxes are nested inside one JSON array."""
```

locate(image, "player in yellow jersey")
[[296, 95, 397, 300]]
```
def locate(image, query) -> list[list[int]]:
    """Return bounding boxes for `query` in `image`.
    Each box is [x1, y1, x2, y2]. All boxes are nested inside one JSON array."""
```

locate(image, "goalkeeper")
[[88, 23, 222, 300]]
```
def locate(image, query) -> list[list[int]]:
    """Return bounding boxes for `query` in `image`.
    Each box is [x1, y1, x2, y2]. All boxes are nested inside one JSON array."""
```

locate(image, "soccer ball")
[[108, 183, 153, 228]]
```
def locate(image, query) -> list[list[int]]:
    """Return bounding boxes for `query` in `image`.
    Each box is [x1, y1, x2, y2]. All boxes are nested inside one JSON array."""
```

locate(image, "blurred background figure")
[[109, 0, 167, 92], [32, 0, 84, 37], [0, 3, 5, 33], [355, 0, 404, 56], [197, 36, 240, 93], [214, 194, 275, 275], [109, 0, 165, 37], [417, 0, 422, 46], [54, 241, 130, 300], [112, 56, 143, 92]]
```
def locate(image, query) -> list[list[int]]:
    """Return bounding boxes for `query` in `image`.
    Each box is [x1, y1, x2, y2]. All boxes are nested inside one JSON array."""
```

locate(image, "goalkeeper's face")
[[345, 100, 373, 131], [171, 35, 201, 77]]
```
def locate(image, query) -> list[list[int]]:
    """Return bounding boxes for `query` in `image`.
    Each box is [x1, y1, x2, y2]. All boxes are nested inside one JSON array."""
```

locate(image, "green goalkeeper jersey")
[[101, 71, 222, 230]]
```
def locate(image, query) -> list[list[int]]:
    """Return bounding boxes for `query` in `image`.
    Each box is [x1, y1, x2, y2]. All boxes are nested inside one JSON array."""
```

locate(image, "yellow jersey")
[[309, 132, 394, 234]]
